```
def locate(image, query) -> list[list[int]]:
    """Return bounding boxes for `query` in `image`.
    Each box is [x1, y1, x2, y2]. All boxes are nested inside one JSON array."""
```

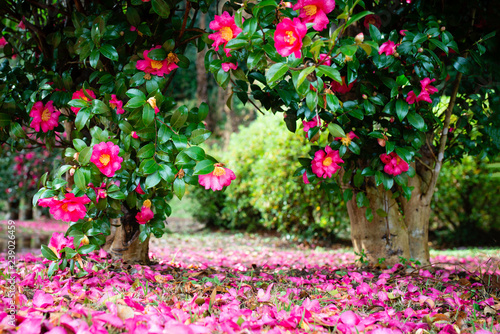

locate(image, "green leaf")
[[317, 65, 342, 83], [184, 147, 205, 161], [328, 123, 345, 138], [92, 99, 110, 114], [125, 97, 146, 109], [41, 245, 59, 261], [225, 38, 248, 50], [193, 159, 215, 175], [349, 141, 360, 155], [78, 147, 92, 165], [126, 88, 146, 100], [0, 113, 10, 127], [453, 57, 470, 74], [345, 11, 373, 29], [147, 47, 167, 61], [75, 108, 91, 131], [376, 208, 388, 218], [152, 0, 170, 18], [146, 171, 162, 189], [356, 192, 368, 208], [173, 178, 185, 199], [407, 112, 425, 131], [297, 67, 316, 87], [396, 100, 409, 121], [100, 45, 119, 61], [198, 102, 209, 121], [126, 7, 140, 26], [171, 106, 188, 129], [190, 129, 211, 145], [74, 169, 87, 191], [137, 143, 155, 159], [73, 139, 87, 152], [266, 62, 289, 86], [142, 104, 155, 126], [365, 208, 374, 222], [78, 244, 98, 255]]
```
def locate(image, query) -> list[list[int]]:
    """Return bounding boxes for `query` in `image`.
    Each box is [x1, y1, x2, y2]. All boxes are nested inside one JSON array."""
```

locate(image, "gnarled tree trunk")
[[103, 204, 150, 264], [347, 160, 434, 266]]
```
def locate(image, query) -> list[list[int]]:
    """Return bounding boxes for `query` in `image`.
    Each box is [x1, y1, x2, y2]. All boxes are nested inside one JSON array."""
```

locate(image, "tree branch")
[[422, 72, 463, 205]]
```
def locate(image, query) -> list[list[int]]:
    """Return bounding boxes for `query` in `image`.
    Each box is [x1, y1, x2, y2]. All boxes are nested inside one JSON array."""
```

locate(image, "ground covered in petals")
[[1, 230, 500, 333]]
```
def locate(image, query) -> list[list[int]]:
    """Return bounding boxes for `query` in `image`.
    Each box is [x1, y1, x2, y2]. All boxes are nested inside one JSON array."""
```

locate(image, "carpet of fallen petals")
[[1, 230, 499, 334]]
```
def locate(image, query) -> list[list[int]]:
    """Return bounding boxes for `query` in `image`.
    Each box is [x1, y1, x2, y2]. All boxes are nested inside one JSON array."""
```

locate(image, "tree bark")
[[347, 184, 411, 266], [102, 204, 150, 264]]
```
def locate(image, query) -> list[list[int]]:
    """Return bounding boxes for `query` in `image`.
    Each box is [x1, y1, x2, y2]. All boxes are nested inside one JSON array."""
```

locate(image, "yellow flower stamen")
[[61, 203, 69, 212], [41, 108, 51, 122], [303, 5, 318, 16], [213, 165, 226, 177], [143, 199, 151, 208], [167, 52, 179, 64], [99, 154, 111, 166], [323, 157, 333, 166], [150, 60, 163, 69], [341, 136, 352, 146], [220, 26, 233, 42], [284, 31, 296, 45]]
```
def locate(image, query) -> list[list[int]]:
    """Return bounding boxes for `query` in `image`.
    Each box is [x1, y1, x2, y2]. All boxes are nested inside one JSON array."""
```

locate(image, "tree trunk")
[[102, 204, 150, 264], [347, 165, 433, 266], [347, 184, 411, 266]]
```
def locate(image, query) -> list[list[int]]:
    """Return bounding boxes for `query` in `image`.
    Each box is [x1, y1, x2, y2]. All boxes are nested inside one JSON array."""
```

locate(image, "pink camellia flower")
[[17, 17, 26, 30], [303, 115, 321, 134], [29, 101, 60, 133], [293, 0, 336, 32], [198, 163, 236, 191], [274, 17, 307, 58], [406, 78, 438, 104], [130, 26, 137, 32], [380, 152, 409, 176], [88, 182, 107, 203], [136, 46, 179, 76], [400, 29, 408, 36], [379, 40, 398, 56], [311, 146, 344, 178], [38, 193, 91, 222], [319, 53, 331, 66], [90, 141, 123, 177], [135, 183, 146, 194], [363, 14, 381, 29], [208, 12, 242, 57], [136, 199, 154, 224], [0, 37, 7, 47], [221, 62, 237, 72], [330, 76, 354, 94], [335, 131, 358, 146], [71, 89, 96, 115], [131, 131, 139, 139], [302, 172, 310, 184], [47, 232, 74, 258], [109, 95, 125, 114]]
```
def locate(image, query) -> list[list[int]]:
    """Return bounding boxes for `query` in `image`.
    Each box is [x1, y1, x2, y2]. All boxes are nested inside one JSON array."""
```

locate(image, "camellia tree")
[[0, 0, 498, 268]]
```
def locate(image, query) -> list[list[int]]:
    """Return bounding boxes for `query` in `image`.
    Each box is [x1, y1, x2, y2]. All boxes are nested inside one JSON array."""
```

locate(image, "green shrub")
[[431, 156, 500, 247], [189, 113, 350, 243]]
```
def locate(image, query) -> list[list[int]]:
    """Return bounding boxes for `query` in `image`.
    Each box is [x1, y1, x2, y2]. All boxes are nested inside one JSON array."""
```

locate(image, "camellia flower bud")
[[120, 31, 124, 36], [69, 167, 76, 176], [362, 94, 368, 100], [73, 152, 79, 161], [418, 47, 424, 53], [354, 33, 364, 44], [394, 52, 400, 58], [440, 26, 446, 32], [81, 235, 90, 246]]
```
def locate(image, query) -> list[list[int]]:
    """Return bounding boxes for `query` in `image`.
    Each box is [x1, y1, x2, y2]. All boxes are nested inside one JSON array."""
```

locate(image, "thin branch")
[[422, 72, 463, 205]]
